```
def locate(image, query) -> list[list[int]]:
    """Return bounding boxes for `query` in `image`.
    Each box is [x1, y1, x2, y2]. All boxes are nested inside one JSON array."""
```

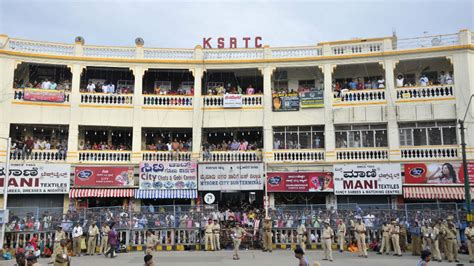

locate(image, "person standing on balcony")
[[377, 76, 385, 89], [419, 74, 429, 87], [438, 71, 447, 85], [204, 218, 214, 251], [98, 222, 110, 255], [72, 222, 83, 257], [87, 81, 96, 93], [396, 74, 404, 87], [87, 222, 99, 256], [41, 79, 51, 89], [246, 84, 255, 95]]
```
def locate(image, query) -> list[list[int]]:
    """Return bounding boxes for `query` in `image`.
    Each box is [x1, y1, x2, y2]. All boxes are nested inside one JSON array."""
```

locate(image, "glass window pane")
[[273, 127, 285, 132], [362, 131, 374, 147], [399, 123, 416, 129], [286, 132, 298, 149], [335, 125, 351, 131], [413, 128, 427, 146], [399, 129, 413, 146], [437, 121, 456, 127], [428, 128, 442, 145], [311, 126, 324, 132], [336, 132, 347, 148], [273, 132, 285, 149], [299, 126, 311, 132], [375, 130, 388, 147], [442, 127, 457, 145], [299, 132, 311, 149], [352, 125, 370, 130], [312, 132, 324, 148], [348, 131, 361, 148], [369, 124, 387, 130]]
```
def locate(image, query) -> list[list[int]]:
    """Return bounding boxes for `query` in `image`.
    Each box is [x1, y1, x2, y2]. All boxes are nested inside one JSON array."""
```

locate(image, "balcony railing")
[[270, 46, 323, 58], [143, 48, 194, 60], [273, 150, 325, 162], [142, 151, 192, 161], [78, 150, 131, 163], [83, 46, 136, 58], [143, 95, 193, 107], [13, 89, 70, 103], [336, 148, 389, 161], [333, 89, 386, 105], [80, 93, 133, 106], [331, 42, 383, 55], [400, 146, 459, 160], [10, 150, 67, 161], [8, 39, 75, 55], [203, 49, 264, 60], [202, 95, 263, 108], [201, 151, 262, 162], [396, 85, 454, 102], [396, 33, 459, 50]]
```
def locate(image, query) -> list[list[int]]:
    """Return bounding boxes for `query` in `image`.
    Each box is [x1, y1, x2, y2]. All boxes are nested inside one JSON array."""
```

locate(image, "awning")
[[70, 188, 135, 198], [403, 186, 474, 200], [135, 189, 197, 199]]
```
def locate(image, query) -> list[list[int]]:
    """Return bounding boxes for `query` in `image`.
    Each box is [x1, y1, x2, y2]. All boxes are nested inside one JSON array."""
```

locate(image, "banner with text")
[[272, 92, 299, 111], [267, 172, 333, 192], [198, 163, 264, 191], [223, 94, 243, 108], [404, 162, 474, 184], [300, 91, 324, 108], [75, 166, 134, 187], [23, 88, 65, 103], [139, 161, 197, 190], [0, 163, 70, 194], [333, 163, 402, 195]]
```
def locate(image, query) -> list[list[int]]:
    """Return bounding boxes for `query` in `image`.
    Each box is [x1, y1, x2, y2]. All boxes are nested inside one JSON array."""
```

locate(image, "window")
[[273, 126, 325, 149], [334, 124, 388, 148], [399, 121, 457, 146]]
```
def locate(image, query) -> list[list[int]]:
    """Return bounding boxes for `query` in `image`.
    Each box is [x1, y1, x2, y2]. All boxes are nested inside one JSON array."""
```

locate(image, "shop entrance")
[[274, 192, 327, 205], [200, 191, 263, 210]]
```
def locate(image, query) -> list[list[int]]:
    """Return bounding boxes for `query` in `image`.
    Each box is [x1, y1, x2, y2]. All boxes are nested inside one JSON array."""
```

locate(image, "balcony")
[[333, 89, 386, 106], [143, 95, 193, 109], [80, 93, 133, 107], [10, 150, 66, 162], [336, 148, 389, 161], [202, 95, 263, 108], [201, 150, 262, 162], [78, 150, 131, 163], [273, 150, 325, 162], [400, 146, 459, 160], [13, 89, 70, 103], [396, 85, 454, 103], [142, 151, 192, 161]]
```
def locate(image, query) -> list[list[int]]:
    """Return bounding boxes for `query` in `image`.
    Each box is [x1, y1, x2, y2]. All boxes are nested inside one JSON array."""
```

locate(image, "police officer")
[[50, 225, 66, 264], [204, 218, 215, 251], [337, 219, 346, 252], [232, 222, 248, 260], [262, 217, 272, 252], [296, 219, 307, 252], [87, 222, 100, 256], [355, 218, 368, 258], [465, 222, 474, 263], [390, 220, 401, 256], [213, 219, 221, 251], [322, 221, 334, 262], [445, 222, 459, 263], [410, 221, 422, 256], [378, 222, 390, 255], [430, 222, 442, 262], [145, 231, 159, 255], [98, 222, 110, 255], [421, 221, 432, 251]]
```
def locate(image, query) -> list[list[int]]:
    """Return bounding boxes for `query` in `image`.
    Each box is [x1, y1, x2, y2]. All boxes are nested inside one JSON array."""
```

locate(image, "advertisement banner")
[[74, 166, 134, 187], [0, 163, 70, 194], [404, 162, 474, 184], [139, 161, 197, 190], [223, 94, 243, 108], [272, 92, 299, 111], [267, 172, 333, 192], [23, 88, 65, 103], [300, 91, 324, 108], [198, 163, 263, 191], [333, 164, 402, 195]]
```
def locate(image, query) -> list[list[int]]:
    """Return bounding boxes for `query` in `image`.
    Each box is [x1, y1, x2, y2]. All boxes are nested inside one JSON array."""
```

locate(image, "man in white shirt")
[[72, 223, 83, 256], [45, 141, 51, 150], [377, 77, 385, 89], [396, 74, 404, 87], [438, 71, 447, 85], [419, 74, 429, 86], [445, 72, 453, 84], [108, 83, 115, 94], [87, 81, 96, 93], [41, 79, 51, 89], [102, 84, 108, 93]]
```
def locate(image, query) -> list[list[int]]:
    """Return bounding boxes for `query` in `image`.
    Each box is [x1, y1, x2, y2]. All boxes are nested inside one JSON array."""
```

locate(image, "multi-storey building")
[[0, 30, 473, 213]]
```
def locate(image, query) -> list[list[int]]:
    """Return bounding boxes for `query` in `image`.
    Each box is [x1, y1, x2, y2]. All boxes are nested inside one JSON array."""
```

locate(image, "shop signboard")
[[300, 90, 324, 108], [266, 172, 333, 192], [198, 163, 264, 191], [0, 163, 70, 194], [74, 166, 134, 187], [223, 94, 243, 108], [139, 161, 197, 190], [333, 163, 402, 195], [272, 92, 299, 111], [404, 162, 474, 184]]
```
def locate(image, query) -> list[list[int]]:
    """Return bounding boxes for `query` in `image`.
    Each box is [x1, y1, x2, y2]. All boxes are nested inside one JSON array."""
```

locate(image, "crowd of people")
[[396, 71, 454, 87], [82, 81, 133, 94], [202, 139, 262, 152], [14, 79, 72, 91], [78, 141, 131, 151], [11, 137, 68, 160], [206, 84, 261, 95], [145, 138, 192, 152]]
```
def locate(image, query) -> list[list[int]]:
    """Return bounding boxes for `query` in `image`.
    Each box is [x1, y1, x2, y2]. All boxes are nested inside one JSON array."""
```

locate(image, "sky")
[[0, 0, 472, 48]]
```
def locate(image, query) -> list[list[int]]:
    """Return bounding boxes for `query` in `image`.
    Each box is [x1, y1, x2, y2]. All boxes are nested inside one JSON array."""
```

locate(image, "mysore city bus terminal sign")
[[202, 36, 263, 49]]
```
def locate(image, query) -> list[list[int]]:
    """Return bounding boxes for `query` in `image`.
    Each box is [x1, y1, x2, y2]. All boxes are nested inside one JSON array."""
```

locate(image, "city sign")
[[202, 36, 263, 49]]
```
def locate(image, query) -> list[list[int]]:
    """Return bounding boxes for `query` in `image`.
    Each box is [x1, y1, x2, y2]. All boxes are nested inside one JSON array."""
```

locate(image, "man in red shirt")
[[25, 137, 34, 159]]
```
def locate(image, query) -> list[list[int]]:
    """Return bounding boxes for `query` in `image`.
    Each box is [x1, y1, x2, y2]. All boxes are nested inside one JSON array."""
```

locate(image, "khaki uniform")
[[53, 246, 69, 266], [399, 226, 407, 252], [213, 222, 221, 251], [87, 225, 99, 255], [322, 226, 334, 261], [379, 224, 390, 254], [296, 224, 307, 252], [465, 226, 474, 261], [204, 223, 215, 251], [146, 234, 158, 255], [445, 225, 458, 262], [355, 222, 367, 257], [262, 220, 273, 252], [51, 230, 66, 263], [390, 224, 401, 255], [99, 225, 110, 254], [232, 227, 246, 259], [421, 225, 432, 250], [430, 226, 441, 261], [337, 222, 346, 251], [440, 222, 448, 260]]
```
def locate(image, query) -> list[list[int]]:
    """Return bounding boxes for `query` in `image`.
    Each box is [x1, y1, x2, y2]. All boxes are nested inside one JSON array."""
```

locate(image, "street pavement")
[[2, 250, 471, 266]]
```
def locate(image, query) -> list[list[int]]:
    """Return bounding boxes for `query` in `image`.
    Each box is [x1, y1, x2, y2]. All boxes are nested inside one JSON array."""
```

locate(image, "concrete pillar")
[[261, 66, 275, 162], [132, 66, 146, 163], [0, 58, 15, 161], [191, 67, 204, 160], [322, 64, 335, 162], [384, 60, 400, 161], [459, 29, 472, 45], [66, 64, 83, 163]]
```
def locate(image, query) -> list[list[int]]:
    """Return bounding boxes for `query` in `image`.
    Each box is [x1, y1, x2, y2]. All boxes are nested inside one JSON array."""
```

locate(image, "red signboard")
[[23, 88, 65, 102], [267, 172, 333, 192], [404, 162, 474, 184], [74, 166, 134, 187]]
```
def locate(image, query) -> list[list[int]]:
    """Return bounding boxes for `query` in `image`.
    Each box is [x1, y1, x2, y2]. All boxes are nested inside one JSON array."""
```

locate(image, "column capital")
[[189, 67, 205, 78], [258, 66, 276, 75], [130, 66, 148, 78]]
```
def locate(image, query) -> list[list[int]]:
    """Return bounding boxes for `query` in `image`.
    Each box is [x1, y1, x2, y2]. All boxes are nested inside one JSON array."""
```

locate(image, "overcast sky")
[[0, 0, 472, 48]]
